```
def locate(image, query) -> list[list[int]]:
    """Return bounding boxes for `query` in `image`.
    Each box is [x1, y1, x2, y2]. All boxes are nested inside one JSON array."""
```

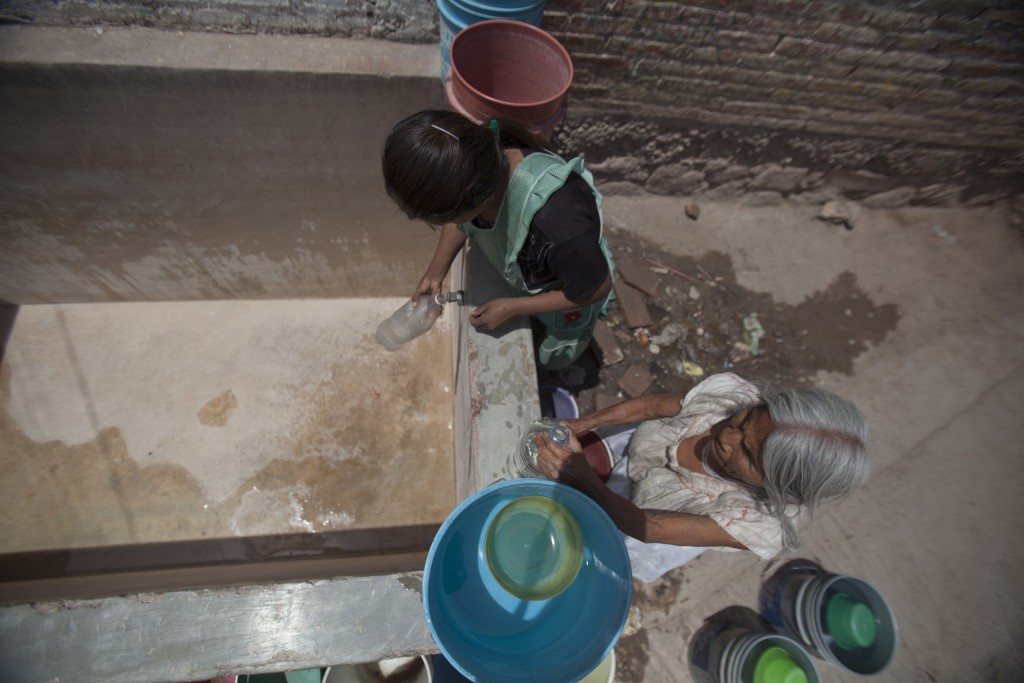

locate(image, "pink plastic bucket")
[[445, 19, 572, 141]]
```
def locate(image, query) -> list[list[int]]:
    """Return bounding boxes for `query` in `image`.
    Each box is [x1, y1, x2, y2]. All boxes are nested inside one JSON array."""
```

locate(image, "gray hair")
[[677, 380, 869, 553], [759, 384, 870, 549]]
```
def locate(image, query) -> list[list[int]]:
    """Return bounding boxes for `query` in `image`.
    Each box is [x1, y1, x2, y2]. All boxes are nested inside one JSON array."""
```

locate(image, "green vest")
[[460, 152, 616, 368]]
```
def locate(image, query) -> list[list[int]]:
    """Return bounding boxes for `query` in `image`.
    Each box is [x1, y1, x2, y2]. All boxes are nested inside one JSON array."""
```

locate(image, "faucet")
[[434, 290, 466, 306]]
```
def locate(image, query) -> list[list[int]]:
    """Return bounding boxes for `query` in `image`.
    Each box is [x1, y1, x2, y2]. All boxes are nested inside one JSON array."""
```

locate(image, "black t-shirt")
[[472, 149, 609, 302]]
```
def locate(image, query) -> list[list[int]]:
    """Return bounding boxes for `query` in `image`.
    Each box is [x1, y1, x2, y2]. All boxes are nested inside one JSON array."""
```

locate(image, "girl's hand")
[[412, 273, 443, 302], [469, 298, 520, 331]]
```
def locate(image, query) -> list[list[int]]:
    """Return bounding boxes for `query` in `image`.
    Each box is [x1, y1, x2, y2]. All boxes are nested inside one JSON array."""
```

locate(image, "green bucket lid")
[[752, 646, 808, 683], [826, 593, 878, 650]]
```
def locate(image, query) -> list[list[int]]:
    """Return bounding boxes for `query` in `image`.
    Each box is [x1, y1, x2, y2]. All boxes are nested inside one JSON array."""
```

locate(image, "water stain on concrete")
[[0, 363, 211, 551], [198, 389, 238, 427], [0, 305, 454, 554], [769, 270, 900, 377], [397, 575, 423, 594]]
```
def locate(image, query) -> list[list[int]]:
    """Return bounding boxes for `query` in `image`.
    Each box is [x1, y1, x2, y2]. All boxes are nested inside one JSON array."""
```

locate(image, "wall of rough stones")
[[2, 0, 1021, 207], [543, 0, 1024, 208], [0, 0, 438, 41]]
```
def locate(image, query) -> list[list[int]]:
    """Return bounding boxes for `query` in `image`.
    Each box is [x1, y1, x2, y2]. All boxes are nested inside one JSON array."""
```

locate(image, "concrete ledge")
[[458, 245, 540, 499], [0, 574, 434, 682], [0, 26, 438, 77]]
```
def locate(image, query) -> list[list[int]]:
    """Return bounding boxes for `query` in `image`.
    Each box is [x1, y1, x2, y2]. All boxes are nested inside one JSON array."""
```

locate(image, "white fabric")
[[599, 424, 709, 583], [600, 374, 799, 581]]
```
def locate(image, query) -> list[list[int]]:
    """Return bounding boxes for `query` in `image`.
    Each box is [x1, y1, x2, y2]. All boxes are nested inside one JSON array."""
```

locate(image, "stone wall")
[[544, 0, 1023, 207], [0, 0, 438, 41], [2, 0, 1021, 207]]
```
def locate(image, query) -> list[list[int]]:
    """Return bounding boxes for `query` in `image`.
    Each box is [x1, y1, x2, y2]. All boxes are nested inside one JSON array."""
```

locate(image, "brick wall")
[[3, 0, 1021, 206], [542, 0, 1023, 207]]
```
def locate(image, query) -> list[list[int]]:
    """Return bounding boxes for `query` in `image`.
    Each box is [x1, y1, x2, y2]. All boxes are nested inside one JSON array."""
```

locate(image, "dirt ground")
[[539, 219, 901, 414]]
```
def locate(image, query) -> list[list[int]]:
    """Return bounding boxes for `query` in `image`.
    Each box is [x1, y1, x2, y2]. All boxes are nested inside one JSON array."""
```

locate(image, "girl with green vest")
[[382, 110, 615, 371]]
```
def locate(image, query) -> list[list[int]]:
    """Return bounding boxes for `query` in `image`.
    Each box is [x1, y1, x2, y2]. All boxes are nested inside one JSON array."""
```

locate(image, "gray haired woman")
[[534, 373, 869, 563]]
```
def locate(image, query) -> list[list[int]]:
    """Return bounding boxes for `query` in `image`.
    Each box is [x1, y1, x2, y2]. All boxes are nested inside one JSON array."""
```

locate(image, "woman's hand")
[[469, 298, 521, 331], [534, 428, 599, 487], [563, 417, 589, 437]]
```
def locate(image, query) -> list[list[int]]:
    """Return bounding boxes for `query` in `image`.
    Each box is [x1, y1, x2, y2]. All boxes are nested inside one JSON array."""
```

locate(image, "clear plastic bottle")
[[375, 295, 444, 351], [503, 419, 571, 479]]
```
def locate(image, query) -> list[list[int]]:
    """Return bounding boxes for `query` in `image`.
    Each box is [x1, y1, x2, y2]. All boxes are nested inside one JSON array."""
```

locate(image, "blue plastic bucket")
[[423, 479, 632, 683], [759, 559, 899, 676], [436, 0, 547, 82]]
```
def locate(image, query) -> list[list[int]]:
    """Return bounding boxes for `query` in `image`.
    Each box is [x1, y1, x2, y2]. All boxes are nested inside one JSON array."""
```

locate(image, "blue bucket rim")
[[422, 478, 632, 683], [437, 0, 546, 19]]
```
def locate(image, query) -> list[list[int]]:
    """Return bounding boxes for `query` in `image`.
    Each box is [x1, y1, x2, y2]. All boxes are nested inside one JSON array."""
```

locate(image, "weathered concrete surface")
[[600, 195, 1024, 682], [0, 27, 444, 304], [0, 574, 435, 682], [0, 298, 454, 554]]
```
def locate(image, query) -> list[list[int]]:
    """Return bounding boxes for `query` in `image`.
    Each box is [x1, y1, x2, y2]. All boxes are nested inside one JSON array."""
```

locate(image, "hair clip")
[[488, 119, 500, 134], [430, 124, 459, 141]]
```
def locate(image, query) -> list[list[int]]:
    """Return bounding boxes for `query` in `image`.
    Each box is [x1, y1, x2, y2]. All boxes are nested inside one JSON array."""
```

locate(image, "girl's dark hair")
[[382, 110, 550, 223]]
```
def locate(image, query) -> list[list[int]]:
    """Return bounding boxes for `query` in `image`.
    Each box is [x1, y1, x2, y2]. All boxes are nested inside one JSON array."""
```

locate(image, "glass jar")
[[504, 418, 571, 479]]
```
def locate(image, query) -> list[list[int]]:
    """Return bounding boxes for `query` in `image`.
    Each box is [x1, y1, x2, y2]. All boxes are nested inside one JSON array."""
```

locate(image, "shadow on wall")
[[0, 301, 17, 365], [0, 522, 440, 604]]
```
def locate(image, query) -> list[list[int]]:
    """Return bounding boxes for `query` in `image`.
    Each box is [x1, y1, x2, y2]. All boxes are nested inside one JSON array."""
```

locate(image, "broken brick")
[[613, 280, 654, 329], [615, 253, 660, 297], [617, 364, 654, 398], [592, 323, 624, 367]]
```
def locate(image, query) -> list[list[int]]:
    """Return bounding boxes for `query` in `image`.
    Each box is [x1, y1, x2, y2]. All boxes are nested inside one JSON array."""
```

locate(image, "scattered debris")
[[650, 322, 688, 347], [556, 231, 898, 421], [930, 224, 957, 244], [614, 280, 655, 328], [615, 253, 660, 297], [676, 359, 705, 377], [732, 340, 752, 362], [617, 364, 655, 398], [592, 322, 624, 366], [817, 199, 858, 230], [646, 257, 700, 284], [688, 286, 700, 300], [684, 202, 701, 220], [742, 314, 765, 355], [622, 604, 643, 637]]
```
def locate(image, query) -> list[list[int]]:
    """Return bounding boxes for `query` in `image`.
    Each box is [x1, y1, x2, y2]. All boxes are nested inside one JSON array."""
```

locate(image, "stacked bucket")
[[436, 0, 547, 83], [691, 560, 899, 683], [436, 1, 572, 142]]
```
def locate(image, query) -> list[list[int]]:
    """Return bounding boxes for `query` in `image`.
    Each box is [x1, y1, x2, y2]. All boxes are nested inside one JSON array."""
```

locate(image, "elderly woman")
[[534, 373, 869, 562]]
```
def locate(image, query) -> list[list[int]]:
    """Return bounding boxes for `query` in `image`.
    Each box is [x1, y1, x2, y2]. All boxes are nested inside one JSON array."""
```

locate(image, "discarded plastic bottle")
[[742, 313, 765, 356], [375, 295, 444, 351], [504, 419, 571, 479]]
